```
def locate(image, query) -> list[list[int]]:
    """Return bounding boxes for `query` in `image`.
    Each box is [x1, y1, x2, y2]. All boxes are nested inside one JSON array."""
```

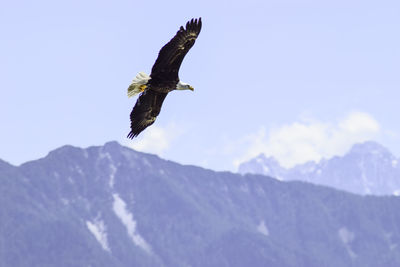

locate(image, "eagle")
[[127, 18, 202, 139]]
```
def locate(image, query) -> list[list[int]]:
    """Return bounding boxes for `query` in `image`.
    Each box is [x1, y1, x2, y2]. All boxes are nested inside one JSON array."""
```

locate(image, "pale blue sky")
[[1, 0, 399, 171]]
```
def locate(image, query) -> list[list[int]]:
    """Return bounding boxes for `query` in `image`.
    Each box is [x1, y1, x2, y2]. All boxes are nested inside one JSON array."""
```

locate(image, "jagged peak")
[[253, 153, 280, 165], [103, 141, 122, 149], [47, 141, 123, 157], [348, 141, 393, 158], [47, 144, 84, 157], [26, 141, 166, 171]]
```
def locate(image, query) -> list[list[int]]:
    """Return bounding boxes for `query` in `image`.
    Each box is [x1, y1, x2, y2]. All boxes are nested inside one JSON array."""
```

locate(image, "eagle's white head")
[[176, 81, 194, 91]]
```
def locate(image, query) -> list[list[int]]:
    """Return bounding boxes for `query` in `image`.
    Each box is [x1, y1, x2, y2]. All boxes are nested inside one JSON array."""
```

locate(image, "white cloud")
[[393, 189, 400, 197], [234, 111, 381, 168], [128, 123, 183, 156]]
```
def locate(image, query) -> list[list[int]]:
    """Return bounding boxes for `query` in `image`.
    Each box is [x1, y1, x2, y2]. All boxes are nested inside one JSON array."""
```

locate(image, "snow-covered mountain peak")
[[238, 153, 286, 179], [239, 141, 400, 195], [348, 141, 394, 159]]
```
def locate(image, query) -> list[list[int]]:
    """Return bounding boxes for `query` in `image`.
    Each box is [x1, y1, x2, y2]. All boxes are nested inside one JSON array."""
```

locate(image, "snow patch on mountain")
[[240, 184, 249, 193], [67, 176, 74, 184], [75, 165, 84, 176], [257, 220, 269, 236], [86, 218, 111, 252], [98, 151, 117, 188], [112, 193, 152, 254], [61, 198, 69, 205], [338, 227, 356, 259], [384, 232, 398, 251], [108, 164, 117, 188]]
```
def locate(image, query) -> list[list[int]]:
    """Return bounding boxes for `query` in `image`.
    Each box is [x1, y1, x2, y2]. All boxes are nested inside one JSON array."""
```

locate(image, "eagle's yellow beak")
[[189, 86, 194, 91]]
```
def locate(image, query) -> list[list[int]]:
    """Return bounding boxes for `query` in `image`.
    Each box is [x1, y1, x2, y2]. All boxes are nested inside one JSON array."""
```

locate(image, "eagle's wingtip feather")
[[127, 131, 137, 139]]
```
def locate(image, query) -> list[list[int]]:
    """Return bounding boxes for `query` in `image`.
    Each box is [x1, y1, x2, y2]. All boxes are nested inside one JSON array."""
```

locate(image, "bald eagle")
[[127, 18, 202, 139]]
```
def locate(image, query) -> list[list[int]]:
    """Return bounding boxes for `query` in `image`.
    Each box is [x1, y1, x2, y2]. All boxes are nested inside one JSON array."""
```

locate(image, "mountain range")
[[239, 141, 400, 195], [1, 141, 400, 266]]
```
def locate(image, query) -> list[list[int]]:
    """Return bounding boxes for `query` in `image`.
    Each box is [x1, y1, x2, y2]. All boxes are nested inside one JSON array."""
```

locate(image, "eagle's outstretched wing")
[[150, 18, 202, 81], [127, 90, 168, 139]]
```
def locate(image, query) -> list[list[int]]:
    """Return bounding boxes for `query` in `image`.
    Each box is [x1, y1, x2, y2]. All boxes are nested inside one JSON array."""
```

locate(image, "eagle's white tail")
[[127, 72, 151, 97]]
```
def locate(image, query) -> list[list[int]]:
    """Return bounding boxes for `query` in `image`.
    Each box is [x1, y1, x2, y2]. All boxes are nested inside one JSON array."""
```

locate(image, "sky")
[[1, 0, 399, 171]]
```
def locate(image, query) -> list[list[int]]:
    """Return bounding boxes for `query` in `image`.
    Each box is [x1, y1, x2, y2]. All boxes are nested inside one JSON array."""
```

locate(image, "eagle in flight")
[[127, 18, 202, 139]]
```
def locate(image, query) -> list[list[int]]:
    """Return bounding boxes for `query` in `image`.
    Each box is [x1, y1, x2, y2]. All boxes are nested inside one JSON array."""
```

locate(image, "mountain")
[[239, 141, 400, 195], [1, 141, 400, 267]]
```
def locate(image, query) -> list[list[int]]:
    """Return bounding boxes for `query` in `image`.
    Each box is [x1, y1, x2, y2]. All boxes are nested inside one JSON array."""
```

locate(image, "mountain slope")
[[239, 141, 400, 195], [1, 141, 400, 267]]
